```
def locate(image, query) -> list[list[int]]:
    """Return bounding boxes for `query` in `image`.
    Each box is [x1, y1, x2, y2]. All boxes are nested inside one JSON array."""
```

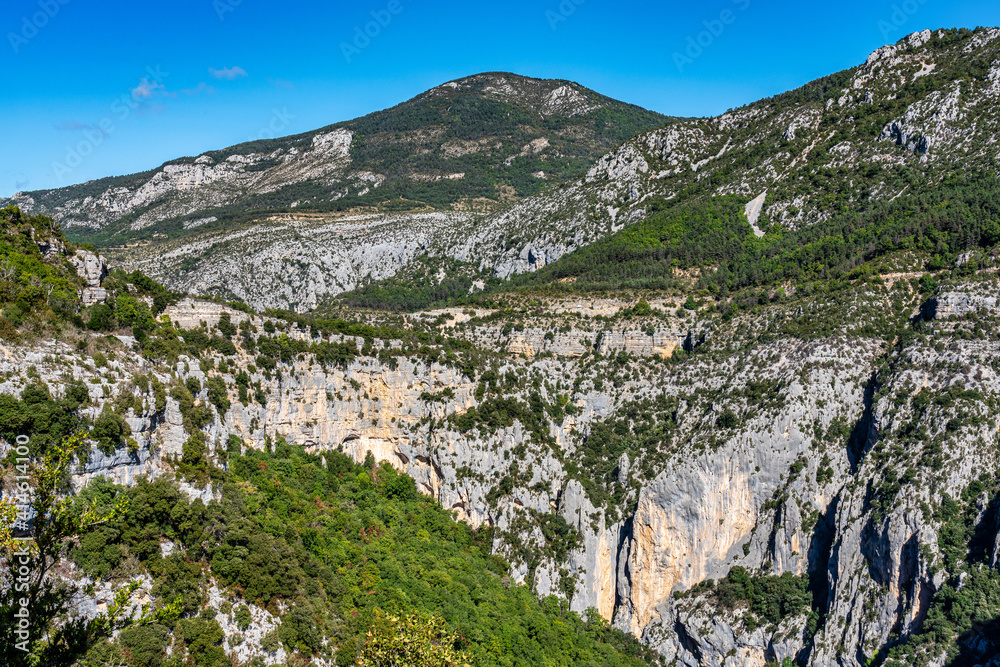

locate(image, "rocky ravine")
[[6, 268, 999, 665], [104, 211, 473, 312]]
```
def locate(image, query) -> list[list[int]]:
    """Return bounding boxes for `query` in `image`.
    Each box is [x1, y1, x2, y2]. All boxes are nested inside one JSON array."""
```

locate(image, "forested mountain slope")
[[344, 27, 1000, 309], [22, 28, 1000, 314], [5, 73, 670, 313]]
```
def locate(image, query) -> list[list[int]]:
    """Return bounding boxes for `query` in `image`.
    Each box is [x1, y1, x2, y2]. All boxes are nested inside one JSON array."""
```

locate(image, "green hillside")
[[507, 171, 1000, 296]]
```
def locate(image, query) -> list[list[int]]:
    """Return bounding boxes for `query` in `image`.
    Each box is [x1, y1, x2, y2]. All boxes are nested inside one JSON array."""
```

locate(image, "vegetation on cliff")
[[68, 439, 662, 666], [0, 204, 82, 334], [507, 172, 1000, 297]]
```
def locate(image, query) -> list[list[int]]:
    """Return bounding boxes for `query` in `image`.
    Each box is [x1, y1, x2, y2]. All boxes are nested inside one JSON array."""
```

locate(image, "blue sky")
[[2, 0, 999, 196]]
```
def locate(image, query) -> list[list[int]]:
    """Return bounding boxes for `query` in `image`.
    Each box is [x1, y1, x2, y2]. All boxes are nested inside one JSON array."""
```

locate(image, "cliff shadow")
[[847, 372, 878, 474]]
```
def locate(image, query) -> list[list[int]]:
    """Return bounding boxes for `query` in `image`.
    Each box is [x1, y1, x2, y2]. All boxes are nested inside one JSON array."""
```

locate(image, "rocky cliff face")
[[8, 269, 999, 665], [69, 249, 108, 306], [108, 211, 472, 312]]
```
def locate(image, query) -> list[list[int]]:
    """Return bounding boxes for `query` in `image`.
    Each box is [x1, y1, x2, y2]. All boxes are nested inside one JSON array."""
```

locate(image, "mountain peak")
[[417, 72, 608, 117]]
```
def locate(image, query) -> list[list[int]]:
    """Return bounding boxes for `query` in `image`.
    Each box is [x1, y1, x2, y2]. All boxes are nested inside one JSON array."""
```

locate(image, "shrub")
[[716, 409, 740, 429], [206, 376, 230, 415], [175, 617, 226, 667], [358, 612, 470, 667], [92, 406, 128, 455], [234, 605, 252, 632], [217, 313, 237, 338], [713, 566, 812, 626], [117, 624, 170, 667], [278, 605, 322, 654], [86, 304, 116, 331]]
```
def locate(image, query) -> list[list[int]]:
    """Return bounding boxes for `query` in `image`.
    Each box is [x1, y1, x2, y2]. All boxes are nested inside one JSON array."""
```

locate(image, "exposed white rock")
[[116, 212, 468, 311], [988, 60, 1000, 97], [311, 128, 354, 158], [907, 29, 932, 49], [206, 585, 287, 665], [182, 216, 217, 230], [744, 191, 767, 238], [543, 84, 601, 116], [879, 80, 966, 155], [70, 249, 108, 306]]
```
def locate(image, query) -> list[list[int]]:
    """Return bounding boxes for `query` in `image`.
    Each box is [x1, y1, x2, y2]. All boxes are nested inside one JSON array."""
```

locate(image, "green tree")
[[205, 376, 230, 415], [357, 612, 470, 667], [86, 304, 116, 331], [114, 293, 155, 332], [217, 313, 237, 338], [176, 617, 226, 666], [92, 406, 129, 454], [0, 432, 175, 665]]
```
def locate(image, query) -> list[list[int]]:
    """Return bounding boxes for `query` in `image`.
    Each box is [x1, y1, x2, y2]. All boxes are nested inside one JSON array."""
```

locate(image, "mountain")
[[458, 28, 1000, 290], [10, 72, 670, 239], [344, 27, 1000, 306], [4, 27, 1000, 667], [6, 73, 670, 312], [49, 27, 1000, 314]]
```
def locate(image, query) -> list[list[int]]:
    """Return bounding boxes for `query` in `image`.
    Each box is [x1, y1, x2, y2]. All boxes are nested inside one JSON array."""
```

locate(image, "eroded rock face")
[[928, 287, 999, 319], [619, 462, 758, 635], [644, 600, 808, 667], [113, 212, 469, 312], [70, 249, 108, 306], [879, 82, 965, 154], [6, 279, 1000, 666]]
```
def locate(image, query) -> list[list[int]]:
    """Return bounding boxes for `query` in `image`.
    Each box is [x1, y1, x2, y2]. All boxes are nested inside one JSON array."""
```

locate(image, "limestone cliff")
[[7, 272, 999, 665]]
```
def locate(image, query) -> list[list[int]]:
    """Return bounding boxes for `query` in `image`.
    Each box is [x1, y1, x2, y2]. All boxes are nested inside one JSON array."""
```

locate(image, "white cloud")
[[131, 78, 165, 99], [208, 66, 248, 80], [182, 82, 216, 96]]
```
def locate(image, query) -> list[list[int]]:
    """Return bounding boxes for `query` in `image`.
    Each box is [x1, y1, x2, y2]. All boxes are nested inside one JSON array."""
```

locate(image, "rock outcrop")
[[70, 249, 108, 306]]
